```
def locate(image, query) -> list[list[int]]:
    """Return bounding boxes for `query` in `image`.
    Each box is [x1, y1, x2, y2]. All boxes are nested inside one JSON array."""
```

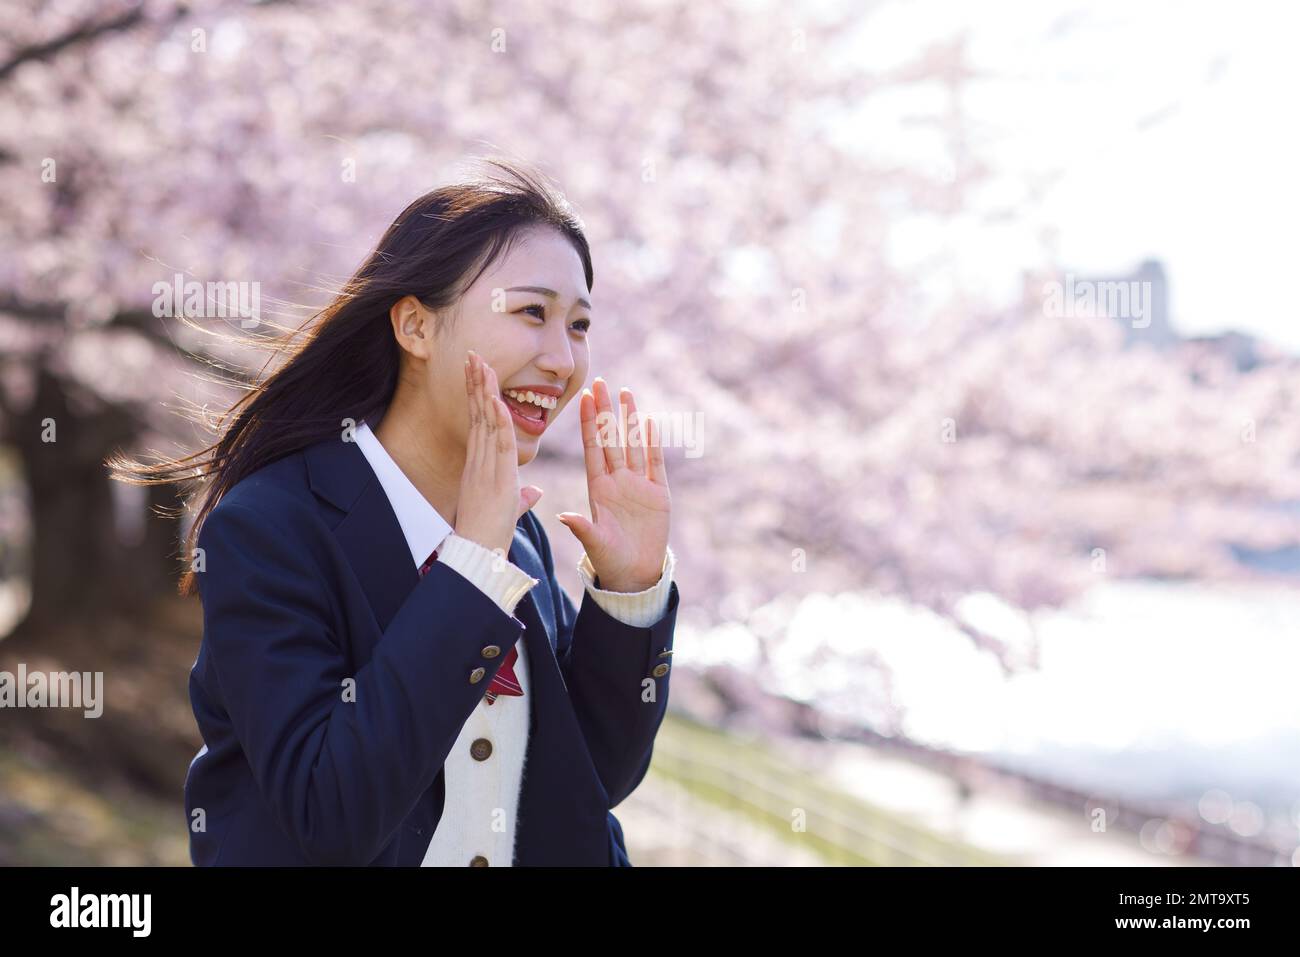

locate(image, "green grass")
[[0, 703, 1010, 867], [0, 746, 189, 866], [647, 710, 1013, 866]]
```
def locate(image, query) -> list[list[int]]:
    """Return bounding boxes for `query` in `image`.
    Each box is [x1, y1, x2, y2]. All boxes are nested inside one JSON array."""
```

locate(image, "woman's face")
[[402, 224, 593, 466]]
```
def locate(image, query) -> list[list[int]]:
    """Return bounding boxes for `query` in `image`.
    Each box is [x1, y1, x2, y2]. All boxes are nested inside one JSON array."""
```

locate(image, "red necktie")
[[420, 546, 523, 706]]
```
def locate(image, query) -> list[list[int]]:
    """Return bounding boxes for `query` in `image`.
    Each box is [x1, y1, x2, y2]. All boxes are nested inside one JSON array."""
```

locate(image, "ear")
[[390, 295, 434, 358]]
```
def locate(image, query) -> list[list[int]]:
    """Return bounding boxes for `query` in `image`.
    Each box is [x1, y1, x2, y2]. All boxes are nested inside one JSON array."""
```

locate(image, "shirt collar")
[[354, 418, 454, 569]]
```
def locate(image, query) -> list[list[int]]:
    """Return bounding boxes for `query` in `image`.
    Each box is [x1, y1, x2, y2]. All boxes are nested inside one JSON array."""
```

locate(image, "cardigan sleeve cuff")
[[576, 545, 675, 628], [436, 533, 539, 618]]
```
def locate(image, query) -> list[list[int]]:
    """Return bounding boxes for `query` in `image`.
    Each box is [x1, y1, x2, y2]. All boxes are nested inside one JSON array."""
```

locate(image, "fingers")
[[646, 413, 667, 486], [568, 377, 674, 579], [516, 484, 543, 521], [467, 350, 498, 481], [483, 355, 497, 439], [580, 379, 663, 482], [577, 388, 607, 485], [459, 350, 527, 555], [472, 350, 491, 439], [475, 355, 518, 486], [591, 377, 625, 473], [494, 390, 513, 458], [475, 351, 490, 429], [481, 359, 512, 460], [620, 386, 646, 475], [465, 351, 483, 466]]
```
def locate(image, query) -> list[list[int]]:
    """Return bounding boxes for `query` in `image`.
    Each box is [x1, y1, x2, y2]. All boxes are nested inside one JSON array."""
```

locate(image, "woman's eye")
[[520, 303, 589, 334]]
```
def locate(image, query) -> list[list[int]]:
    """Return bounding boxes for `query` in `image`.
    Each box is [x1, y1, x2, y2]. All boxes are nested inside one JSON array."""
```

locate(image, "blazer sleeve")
[[196, 495, 527, 865], [524, 510, 680, 808]]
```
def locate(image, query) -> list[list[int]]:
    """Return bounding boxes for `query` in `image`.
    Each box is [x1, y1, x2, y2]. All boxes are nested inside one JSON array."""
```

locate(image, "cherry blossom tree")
[[0, 0, 1296, 668]]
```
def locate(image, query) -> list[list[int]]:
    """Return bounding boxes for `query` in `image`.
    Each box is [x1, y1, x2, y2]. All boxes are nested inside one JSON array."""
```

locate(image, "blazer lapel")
[[304, 433, 559, 662], [304, 436, 416, 661], [505, 525, 556, 657]]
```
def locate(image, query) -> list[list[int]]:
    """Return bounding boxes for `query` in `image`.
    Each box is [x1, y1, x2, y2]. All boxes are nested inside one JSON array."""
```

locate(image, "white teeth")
[[504, 389, 557, 410]]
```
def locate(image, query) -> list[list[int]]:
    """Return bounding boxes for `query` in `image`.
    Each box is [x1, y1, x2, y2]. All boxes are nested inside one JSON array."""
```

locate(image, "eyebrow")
[[506, 286, 592, 311]]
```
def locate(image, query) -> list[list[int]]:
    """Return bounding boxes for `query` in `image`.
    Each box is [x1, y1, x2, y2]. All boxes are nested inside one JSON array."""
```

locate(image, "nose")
[[535, 317, 577, 386]]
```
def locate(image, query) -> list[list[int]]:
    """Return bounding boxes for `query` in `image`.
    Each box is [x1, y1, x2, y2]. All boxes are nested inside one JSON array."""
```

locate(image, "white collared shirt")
[[352, 417, 675, 866]]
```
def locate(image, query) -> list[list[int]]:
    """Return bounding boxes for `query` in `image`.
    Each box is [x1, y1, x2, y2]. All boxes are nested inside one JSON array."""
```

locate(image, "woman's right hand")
[[453, 350, 543, 559]]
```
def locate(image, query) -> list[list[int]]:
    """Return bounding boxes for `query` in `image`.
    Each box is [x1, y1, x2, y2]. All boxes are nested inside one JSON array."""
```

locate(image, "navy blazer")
[[183, 432, 679, 866]]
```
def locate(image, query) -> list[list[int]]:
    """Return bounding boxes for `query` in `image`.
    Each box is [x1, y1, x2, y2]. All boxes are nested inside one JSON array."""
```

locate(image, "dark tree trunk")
[[3, 364, 181, 639]]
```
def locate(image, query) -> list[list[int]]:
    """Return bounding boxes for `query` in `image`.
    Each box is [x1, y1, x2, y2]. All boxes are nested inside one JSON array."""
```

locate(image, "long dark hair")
[[106, 155, 594, 598]]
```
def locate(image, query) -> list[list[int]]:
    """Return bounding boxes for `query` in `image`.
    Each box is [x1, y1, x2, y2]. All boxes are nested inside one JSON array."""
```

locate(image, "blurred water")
[[976, 580, 1300, 824], [683, 578, 1300, 823]]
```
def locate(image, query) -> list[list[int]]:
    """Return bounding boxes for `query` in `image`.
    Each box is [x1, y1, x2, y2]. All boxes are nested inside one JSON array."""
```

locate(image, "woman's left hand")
[[556, 377, 671, 592]]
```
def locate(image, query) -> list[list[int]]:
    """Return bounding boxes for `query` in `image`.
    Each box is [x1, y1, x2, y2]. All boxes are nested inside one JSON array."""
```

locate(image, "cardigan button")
[[469, 667, 486, 684], [652, 662, 670, 678], [481, 644, 501, 658], [469, 855, 490, 867], [470, 738, 493, 761]]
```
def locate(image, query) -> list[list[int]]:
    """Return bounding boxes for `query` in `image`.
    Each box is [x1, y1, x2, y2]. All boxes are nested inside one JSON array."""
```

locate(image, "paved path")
[[618, 734, 1218, 866], [774, 736, 1215, 866]]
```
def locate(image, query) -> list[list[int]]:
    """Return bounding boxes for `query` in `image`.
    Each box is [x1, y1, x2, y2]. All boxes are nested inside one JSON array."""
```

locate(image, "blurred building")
[[1084, 258, 1176, 349]]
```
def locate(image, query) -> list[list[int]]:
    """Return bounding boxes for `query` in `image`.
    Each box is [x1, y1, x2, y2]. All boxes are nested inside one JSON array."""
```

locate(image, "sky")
[[840, 0, 1300, 352]]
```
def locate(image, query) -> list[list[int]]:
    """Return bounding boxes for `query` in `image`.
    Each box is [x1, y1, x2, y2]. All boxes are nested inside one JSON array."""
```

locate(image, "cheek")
[[573, 349, 591, 386]]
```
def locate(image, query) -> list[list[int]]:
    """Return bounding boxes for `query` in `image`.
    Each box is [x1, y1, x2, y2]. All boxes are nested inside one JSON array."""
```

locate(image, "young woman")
[[108, 158, 679, 866]]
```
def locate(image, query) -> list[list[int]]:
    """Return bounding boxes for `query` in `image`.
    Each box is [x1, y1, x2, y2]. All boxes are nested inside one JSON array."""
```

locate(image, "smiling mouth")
[[501, 392, 548, 421]]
